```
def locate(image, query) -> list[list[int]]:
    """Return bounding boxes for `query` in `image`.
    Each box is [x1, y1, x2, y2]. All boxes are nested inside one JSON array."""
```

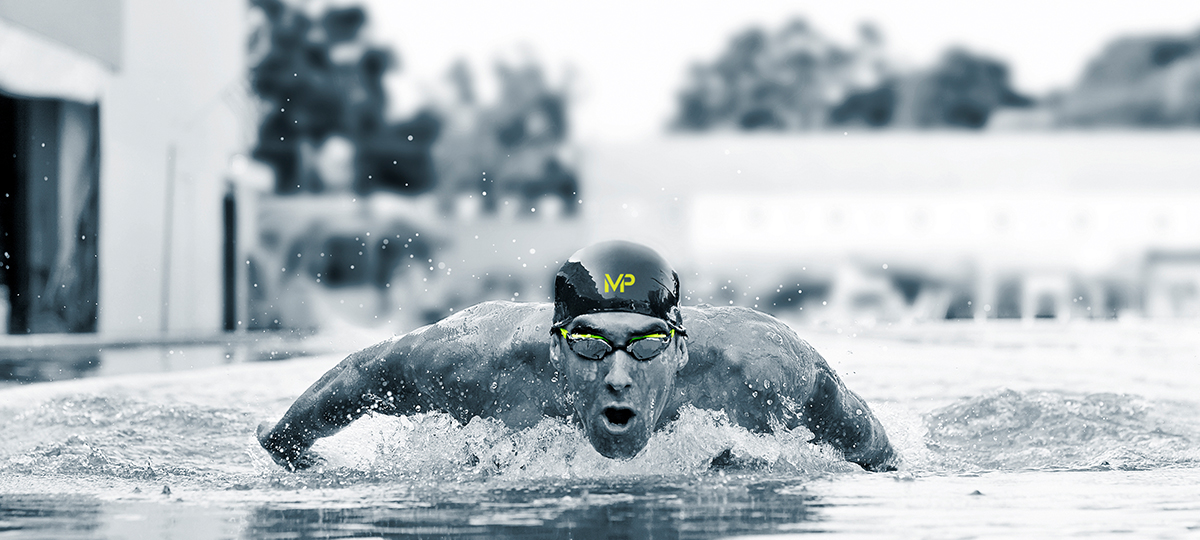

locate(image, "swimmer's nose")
[[605, 353, 634, 392]]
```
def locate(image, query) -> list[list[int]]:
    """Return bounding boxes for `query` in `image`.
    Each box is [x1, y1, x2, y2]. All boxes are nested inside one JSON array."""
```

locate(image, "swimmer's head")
[[552, 240, 685, 334], [551, 241, 688, 459]]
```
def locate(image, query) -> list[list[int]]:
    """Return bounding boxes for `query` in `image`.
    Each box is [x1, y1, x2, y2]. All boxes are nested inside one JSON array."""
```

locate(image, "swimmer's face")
[[553, 312, 687, 459]]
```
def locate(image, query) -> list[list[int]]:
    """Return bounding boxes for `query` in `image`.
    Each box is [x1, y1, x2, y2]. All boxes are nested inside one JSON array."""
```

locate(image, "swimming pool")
[[2, 320, 1198, 538]]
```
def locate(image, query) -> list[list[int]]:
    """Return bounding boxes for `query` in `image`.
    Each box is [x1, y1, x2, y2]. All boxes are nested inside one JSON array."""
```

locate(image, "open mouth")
[[602, 406, 636, 430]]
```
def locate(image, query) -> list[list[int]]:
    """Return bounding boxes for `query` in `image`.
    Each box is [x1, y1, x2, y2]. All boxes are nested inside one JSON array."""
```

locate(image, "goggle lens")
[[560, 329, 673, 361], [626, 334, 670, 360], [568, 336, 612, 360]]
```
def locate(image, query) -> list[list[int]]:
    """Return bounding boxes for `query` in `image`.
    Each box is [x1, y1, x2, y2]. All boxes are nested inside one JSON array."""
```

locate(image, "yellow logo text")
[[604, 273, 636, 293]]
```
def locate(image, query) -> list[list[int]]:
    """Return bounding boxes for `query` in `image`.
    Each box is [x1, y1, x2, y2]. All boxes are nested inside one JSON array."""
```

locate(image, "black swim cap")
[[552, 241, 685, 333]]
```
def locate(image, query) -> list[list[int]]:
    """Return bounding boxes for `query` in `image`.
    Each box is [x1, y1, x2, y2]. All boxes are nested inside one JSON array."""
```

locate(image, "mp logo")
[[604, 273, 636, 293]]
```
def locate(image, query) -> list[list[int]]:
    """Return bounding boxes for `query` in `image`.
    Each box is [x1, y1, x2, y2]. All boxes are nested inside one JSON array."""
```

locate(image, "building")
[[1, 0, 247, 338], [579, 133, 1200, 321]]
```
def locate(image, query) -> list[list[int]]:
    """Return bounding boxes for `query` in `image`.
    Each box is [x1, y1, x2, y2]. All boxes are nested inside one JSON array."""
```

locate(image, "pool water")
[[2, 320, 1198, 538]]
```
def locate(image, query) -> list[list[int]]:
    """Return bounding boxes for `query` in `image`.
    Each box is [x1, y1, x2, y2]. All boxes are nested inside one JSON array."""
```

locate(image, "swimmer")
[[258, 241, 897, 471]]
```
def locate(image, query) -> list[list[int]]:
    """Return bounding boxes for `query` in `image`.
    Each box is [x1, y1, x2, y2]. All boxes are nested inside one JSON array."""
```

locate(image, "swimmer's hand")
[[257, 421, 325, 472]]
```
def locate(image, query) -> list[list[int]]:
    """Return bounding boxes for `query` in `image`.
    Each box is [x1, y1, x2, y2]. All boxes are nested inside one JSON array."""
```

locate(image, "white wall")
[[98, 0, 247, 336]]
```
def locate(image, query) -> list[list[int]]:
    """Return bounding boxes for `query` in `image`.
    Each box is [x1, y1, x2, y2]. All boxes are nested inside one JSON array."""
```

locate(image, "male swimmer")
[[258, 241, 897, 471]]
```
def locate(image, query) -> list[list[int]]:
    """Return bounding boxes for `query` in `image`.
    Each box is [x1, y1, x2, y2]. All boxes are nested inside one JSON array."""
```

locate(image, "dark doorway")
[[0, 93, 100, 334]]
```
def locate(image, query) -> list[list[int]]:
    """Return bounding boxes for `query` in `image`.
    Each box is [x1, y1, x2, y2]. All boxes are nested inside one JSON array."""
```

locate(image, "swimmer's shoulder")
[[378, 301, 549, 355], [453, 300, 553, 345], [446, 301, 556, 388], [433, 300, 553, 363], [680, 304, 820, 373], [672, 305, 820, 422], [375, 301, 554, 379]]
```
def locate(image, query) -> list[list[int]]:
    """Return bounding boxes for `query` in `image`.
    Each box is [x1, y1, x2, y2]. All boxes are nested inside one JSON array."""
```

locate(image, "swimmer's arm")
[[257, 340, 402, 471], [257, 303, 523, 471], [801, 364, 898, 472]]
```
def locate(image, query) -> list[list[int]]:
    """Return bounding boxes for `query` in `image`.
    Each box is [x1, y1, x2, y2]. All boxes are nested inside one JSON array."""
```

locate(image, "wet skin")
[[257, 301, 897, 471]]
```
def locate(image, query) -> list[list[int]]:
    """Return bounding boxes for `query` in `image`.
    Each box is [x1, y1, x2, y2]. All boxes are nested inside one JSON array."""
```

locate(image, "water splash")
[[5, 379, 1197, 501], [921, 388, 1200, 472], [2, 388, 856, 498], [303, 405, 856, 487], [0, 392, 261, 489]]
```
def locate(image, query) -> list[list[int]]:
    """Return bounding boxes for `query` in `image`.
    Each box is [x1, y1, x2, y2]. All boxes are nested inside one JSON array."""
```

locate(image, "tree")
[[672, 19, 865, 131], [430, 59, 578, 217], [905, 48, 1032, 129], [248, 0, 439, 194]]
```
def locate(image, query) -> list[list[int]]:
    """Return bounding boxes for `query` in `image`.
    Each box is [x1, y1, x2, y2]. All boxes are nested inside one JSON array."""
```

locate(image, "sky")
[[362, 0, 1200, 142]]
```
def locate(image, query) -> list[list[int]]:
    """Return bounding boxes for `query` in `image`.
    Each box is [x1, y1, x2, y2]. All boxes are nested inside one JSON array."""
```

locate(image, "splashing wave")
[[5, 381, 1196, 499], [1, 389, 857, 497], [921, 388, 1200, 472]]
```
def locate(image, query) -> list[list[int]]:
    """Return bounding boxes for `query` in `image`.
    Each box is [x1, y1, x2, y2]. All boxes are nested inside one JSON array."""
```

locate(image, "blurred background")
[[2, 0, 1200, 383]]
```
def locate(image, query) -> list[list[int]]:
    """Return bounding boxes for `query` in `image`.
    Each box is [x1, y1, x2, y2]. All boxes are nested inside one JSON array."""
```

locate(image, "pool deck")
[[0, 330, 315, 358], [0, 330, 331, 386]]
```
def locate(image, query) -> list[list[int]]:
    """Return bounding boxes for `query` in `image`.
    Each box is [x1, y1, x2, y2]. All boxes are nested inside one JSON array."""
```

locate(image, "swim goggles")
[[558, 327, 677, 361]]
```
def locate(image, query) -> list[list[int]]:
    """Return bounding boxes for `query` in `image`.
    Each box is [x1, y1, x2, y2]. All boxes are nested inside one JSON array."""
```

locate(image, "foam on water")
[[3, 367, 1196, 500], [3, 322, 1200, 538], [0, 393, 262, 494], [0, 369, 857, 501], [920, 388, 1200, 473], [0, 377, 854, 540], [311, 405, 857, 483]]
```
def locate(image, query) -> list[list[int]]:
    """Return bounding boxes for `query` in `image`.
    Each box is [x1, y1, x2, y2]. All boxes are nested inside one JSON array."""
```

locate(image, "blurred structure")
[[236, 12, 1200, 331], [654, 18, 1200, 324], [5, 0, 1200, 379], [0, 0, 265, 384], [580, 134, 1200, 324], [1142, 251, 1200, 319], [241, 1, 581, 332], [1, 0, 246, 339], [1052, 29, 1200, 127]]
